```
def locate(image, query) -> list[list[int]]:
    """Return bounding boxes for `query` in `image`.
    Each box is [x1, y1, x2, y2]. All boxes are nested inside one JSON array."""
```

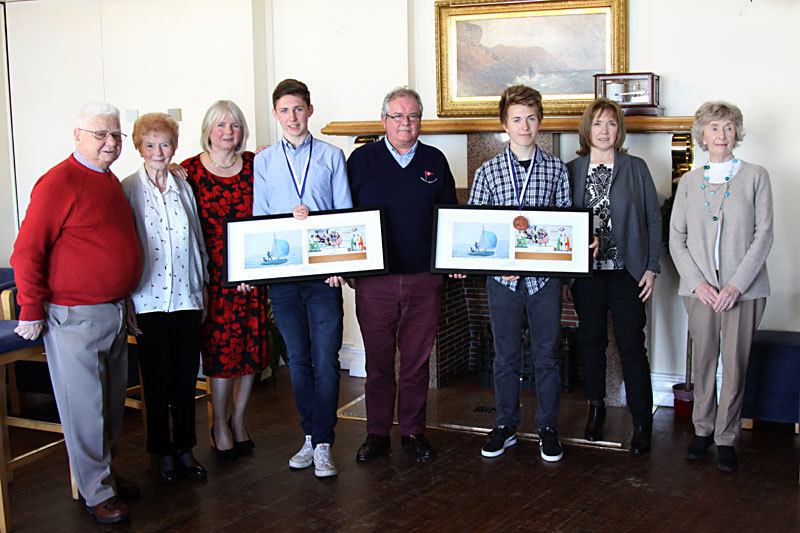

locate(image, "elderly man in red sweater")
[[11, 102, 142, 524]]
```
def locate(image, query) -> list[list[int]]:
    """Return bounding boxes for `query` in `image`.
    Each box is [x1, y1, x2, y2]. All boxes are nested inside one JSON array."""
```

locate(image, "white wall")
[[0, 0, 796, 384]]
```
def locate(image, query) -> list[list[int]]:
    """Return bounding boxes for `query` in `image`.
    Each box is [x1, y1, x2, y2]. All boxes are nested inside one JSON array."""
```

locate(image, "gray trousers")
[[684, 296, 766, 446], [42, 301, 127, 507]]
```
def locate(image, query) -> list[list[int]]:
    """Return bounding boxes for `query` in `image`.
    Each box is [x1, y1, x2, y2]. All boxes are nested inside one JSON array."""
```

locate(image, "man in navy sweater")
[[347, 87, 457, 461]]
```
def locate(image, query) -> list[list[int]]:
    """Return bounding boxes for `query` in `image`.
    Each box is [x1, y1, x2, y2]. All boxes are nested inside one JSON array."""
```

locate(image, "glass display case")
[[594, 72, 663, 116]]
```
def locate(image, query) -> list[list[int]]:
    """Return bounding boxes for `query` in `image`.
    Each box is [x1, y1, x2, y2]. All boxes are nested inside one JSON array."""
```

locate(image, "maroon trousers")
[[355, 273, 443, 436]]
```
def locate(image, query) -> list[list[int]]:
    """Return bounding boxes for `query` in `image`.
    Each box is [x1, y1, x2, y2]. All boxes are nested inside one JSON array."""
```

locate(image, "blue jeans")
[[487, 277, 562, 430], [269, 281, 343, 446]]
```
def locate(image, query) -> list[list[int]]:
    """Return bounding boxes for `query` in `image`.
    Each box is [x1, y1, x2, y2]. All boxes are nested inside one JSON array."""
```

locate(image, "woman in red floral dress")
[[182, 100, 268, 462]]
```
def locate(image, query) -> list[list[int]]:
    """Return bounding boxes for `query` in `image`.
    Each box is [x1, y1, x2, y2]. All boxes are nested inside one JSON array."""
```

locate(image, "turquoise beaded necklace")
[[701, 157, 737, 221]]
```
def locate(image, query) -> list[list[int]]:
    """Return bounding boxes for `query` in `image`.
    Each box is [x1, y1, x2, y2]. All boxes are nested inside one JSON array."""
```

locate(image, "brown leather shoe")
[[86, 496, 130, 524], [401, 434, 436, 460], [114, 475, 140, 500]]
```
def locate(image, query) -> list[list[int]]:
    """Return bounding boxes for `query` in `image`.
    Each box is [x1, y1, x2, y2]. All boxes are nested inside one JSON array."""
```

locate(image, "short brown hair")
[[132, 112, 179, 151], [499, 85, 543, 124], [272, 79, 311, 108], [576, 98, 627, 156]]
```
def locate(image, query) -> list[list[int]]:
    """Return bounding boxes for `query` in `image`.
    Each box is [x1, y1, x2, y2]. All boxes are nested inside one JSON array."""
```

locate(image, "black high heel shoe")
[[228, 417, 254, 456], [210, 425, 238, 463]]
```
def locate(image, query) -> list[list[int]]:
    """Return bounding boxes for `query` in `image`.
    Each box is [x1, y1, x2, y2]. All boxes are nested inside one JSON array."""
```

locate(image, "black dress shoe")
[[584, 402, 606, 442], [229, 417, 254, 456], [716, 445, 737, 472], [686, 434, 714, 460], [630, 425, 652, 455], [176, 450, 207, 481], [211, 426, 238, 463], [356, 433, 390, 462], [114, 475, 140, 500], [155, 454, 179, 485], [401, 434, 436, 460]]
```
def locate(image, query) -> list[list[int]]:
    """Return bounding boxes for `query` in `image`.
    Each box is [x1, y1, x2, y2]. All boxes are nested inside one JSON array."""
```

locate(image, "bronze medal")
[[513, 215, 529, 230], [293, 204, 309, 220]]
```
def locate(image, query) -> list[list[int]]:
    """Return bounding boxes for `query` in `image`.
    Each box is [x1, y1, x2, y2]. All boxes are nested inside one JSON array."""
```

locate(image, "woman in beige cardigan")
[[669, 101, 773, 472]]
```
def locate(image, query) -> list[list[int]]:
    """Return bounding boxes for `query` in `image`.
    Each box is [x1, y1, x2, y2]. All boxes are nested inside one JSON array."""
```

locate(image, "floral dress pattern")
[[183, 152, 269, 377]]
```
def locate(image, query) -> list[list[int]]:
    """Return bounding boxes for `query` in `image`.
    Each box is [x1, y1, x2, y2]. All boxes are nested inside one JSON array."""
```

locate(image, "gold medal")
[[513, 215, 529, 230], [293, 204, 309, 220]]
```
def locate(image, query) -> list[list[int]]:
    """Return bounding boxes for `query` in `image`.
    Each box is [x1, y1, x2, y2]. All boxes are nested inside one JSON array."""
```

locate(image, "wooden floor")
[[5, 369, 799, 532]]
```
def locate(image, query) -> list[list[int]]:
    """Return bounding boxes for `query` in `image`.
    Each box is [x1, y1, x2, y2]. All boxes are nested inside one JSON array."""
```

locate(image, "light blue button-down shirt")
[[383, 137, 418, 168]]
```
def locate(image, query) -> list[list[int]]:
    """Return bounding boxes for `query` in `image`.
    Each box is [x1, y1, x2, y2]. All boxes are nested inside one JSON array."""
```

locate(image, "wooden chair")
[[0, 288, 78, 532], [125, 334, 214, 448]]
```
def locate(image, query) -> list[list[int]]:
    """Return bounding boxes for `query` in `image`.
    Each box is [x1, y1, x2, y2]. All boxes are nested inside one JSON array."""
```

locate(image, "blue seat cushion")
[[0, 268, 13, 291], [0, 320, 44, 354], [742, 330, 800, 424]]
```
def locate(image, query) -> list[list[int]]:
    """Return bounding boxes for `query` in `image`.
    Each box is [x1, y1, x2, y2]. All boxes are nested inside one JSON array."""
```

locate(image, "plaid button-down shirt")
[[468, 146, 572, 295]]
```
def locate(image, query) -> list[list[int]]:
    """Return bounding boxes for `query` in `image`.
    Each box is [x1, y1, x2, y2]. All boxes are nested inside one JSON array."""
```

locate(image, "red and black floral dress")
[[183, 152, 269, 378]]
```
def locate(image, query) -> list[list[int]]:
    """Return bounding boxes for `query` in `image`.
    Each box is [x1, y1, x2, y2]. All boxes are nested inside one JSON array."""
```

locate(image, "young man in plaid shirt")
[[468, 85, 571, 462]]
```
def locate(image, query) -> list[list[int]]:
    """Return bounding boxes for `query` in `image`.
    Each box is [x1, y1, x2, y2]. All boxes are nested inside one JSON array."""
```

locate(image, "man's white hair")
[[77, 102, 120, 129]]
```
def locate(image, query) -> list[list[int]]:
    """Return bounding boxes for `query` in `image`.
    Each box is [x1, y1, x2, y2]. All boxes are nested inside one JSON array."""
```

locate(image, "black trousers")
[[135, 310, 202, 455], [572, 270, 653, 427]]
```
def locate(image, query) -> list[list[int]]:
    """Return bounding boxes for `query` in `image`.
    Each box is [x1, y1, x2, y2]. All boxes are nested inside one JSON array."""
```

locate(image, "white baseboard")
[[338, 343, 366, 378], [651, 371, 723, 407]]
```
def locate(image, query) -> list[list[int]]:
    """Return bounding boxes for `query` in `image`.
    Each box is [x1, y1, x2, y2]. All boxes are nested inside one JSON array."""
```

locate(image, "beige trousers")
[[683, 297, 766, 446]]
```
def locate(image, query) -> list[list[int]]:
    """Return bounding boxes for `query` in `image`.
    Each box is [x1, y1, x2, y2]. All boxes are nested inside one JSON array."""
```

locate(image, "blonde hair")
[[692, 101, 745, 152], [200, 100, 250, 154]]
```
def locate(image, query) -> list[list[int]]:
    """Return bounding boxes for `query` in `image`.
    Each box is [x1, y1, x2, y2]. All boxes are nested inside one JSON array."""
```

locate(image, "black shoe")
[[210, 425, 238, 463], [401, 434, 435, 460], [228, 417, 254, 456], [630, 425, 652, 455], [584, 402, 606, 441], [686, 434, 714, 460], [481, 426, 517, 457], [356, 433, 390, 462], [176, 450, 207, 481], [155, 454, 179, 485], [539, 427, 563, 462], [716, 445, 738, 472]]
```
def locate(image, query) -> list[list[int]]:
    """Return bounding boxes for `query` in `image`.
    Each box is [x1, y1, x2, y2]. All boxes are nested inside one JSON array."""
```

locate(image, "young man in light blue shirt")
[[253, 79, 352, 477]]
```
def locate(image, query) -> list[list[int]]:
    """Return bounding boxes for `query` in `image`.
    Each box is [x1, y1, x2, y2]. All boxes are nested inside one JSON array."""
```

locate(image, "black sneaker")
[[538, 427, 563, 462], [481, 426, 517, 457], [716, 445, 737, 472], [686, 434, 714, 460]]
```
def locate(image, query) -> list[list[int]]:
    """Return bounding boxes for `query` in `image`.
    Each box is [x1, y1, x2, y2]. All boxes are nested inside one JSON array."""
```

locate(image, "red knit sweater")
[[10, 155, 142, 321]]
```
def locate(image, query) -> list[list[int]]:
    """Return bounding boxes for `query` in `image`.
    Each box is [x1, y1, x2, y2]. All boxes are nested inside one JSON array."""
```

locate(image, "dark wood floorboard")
[[5, 368, 799, 532]]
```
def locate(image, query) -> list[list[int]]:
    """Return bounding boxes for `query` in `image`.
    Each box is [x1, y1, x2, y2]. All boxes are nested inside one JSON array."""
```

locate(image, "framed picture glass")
[[224, 207, 388, 286], [431, 205, 592, 277]]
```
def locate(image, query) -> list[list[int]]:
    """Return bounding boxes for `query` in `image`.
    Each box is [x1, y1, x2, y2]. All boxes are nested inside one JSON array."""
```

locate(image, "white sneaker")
[[289, 435, 313, 469], [313, 443, 338, 478]]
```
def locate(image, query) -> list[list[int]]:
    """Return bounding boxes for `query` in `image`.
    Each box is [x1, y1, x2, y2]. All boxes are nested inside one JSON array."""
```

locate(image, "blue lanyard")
[[281, 135, 313, 202], [505, 145, 536, 209]]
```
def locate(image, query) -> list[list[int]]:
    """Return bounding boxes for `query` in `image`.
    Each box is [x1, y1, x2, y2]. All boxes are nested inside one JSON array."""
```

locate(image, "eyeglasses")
[[78, 128, 127, 141], [385, 113, 421, 123]]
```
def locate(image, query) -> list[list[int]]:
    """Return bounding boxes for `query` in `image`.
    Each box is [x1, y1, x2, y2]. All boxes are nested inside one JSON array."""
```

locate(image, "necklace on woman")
[[701, 157, 737, 221], [210, 154, 239, 170]]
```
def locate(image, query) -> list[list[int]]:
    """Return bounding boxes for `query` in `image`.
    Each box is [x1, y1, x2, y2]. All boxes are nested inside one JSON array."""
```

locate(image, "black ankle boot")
[[630, 425, 652, 455], [584, 401, 606, 441]]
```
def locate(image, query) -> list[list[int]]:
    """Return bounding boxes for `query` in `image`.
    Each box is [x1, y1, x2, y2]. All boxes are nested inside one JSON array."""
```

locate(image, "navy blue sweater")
[[348, 140, 458, 274]]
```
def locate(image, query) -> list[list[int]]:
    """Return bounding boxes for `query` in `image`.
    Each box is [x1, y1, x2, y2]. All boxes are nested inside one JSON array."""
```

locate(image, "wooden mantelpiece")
[[321, 116, 693, 136]]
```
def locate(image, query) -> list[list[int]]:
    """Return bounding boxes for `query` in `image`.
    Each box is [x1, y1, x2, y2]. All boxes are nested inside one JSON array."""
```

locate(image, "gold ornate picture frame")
[[435, 0, 628, 117]]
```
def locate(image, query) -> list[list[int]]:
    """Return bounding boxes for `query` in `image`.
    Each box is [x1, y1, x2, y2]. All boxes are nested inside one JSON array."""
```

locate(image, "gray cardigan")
[[566, 151, 662, 281], [121, 166, 209, 300], [668, 161, 772, 300]]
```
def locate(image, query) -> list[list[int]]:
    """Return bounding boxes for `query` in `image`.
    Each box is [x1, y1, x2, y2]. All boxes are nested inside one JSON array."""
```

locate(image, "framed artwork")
[[224, 207, 388, 286], [431, 205, 593, 277], [435, 0, 628, 116]]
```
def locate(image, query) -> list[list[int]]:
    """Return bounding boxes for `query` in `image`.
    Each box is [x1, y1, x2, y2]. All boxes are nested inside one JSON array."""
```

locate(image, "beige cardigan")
[[669, 161, 773, 300]]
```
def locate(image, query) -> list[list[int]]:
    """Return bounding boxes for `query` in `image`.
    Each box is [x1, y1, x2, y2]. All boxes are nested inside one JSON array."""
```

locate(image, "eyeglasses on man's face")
[[384, 113, 421, 123], [78, 128, 127, 141]]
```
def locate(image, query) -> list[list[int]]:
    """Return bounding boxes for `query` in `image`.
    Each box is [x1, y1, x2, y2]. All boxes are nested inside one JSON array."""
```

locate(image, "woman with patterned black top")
[[563, 98, 662, 454]]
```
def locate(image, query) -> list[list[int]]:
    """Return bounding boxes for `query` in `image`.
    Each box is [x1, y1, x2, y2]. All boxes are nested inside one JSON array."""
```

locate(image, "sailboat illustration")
[[469, 225, 497, 257], [262, 233, 290, 265]]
